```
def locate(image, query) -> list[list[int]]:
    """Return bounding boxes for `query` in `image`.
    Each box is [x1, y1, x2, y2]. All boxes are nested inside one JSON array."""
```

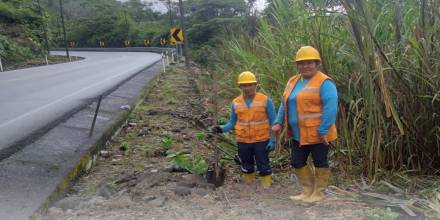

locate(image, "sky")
[[119, 0, 268, 13]]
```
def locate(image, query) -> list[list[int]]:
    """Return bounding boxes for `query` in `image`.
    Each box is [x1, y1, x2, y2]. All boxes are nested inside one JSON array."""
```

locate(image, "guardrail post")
[[0, 57, 3, 72], [162, 53, 166, 73], [89, 95, 103, 137], [45, 55, 49, 65]]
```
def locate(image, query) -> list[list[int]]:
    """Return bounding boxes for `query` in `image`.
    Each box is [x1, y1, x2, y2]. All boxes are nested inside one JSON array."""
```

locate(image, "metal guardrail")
[[0, 47, 177, 72], [50, 47, 176, 54]]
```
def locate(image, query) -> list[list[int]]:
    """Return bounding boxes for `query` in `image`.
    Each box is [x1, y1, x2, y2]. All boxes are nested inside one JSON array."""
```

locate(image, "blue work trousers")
[[290, 140, 329, 168], [237, 140, 272, 176]]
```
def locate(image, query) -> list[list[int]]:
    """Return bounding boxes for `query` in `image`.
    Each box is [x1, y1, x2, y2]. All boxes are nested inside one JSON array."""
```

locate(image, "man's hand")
[[272, 124, 281, 133], [320, 135, 329, 146], [266, 139, 276, 152], [209, 126, 223, 134]]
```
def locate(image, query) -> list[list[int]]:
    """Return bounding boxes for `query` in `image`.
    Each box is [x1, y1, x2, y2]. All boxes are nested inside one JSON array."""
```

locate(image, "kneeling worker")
[[211, 71, 276, 188]]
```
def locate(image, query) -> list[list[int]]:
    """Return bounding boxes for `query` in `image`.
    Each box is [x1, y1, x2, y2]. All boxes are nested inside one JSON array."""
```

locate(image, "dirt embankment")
[[42, 64, 380, 220]]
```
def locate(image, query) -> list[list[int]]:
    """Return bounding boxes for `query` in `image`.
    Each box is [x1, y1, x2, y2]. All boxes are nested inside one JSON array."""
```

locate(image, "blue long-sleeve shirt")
[[221, 96, 276, 143], [274, 78, 338, 141]]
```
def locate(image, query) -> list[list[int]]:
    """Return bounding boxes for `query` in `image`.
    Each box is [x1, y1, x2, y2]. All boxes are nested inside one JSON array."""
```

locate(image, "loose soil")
[[41, 64, 415, 220]]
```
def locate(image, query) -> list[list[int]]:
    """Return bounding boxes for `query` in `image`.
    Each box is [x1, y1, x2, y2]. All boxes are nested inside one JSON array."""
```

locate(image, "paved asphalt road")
[[0, 51, 161, 155]]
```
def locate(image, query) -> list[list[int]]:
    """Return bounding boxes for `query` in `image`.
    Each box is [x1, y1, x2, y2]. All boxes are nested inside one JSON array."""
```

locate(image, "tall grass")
[[215, 0, 440, 178]]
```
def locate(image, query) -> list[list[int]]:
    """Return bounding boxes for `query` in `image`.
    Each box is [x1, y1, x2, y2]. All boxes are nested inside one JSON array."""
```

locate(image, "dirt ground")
[[41, 64, 412, 220]]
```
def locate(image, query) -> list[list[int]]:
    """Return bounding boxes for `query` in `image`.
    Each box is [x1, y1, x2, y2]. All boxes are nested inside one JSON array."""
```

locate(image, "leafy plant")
[[167, 152, 208, 175], [142, 144, 151, 156], [195, 131, 207, 140], [217, 117, 228, 125], [160, 136, 173, 150], [119, 141, 129, 151]]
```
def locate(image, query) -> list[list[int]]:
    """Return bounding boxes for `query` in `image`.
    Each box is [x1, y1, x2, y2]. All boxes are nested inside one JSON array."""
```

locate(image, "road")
[[0, 51, 161, 156]]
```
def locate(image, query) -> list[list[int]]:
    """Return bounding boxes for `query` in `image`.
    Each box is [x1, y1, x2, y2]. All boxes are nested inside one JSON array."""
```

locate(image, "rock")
[[181, 149, 192, 154], [193, 188, 211, 196], [47, 207, 64, 219], [53, 196, 82, 210], [142, 196, 156, 203], [150, 169, 158, 173], [106, 195, 133, 210], [147, 110, 159, 115], [181, 174, 207, 188], [128, 122, 137, 127], [165, 164, 186, 173], [171, 127, 182, 133], [146, 196, 167, 207], [165, 149, 177, 155], [97, 184, 117, 199], [76, 196, 106, 210], [182, 135, 190, 140], [99, 150, 110, 158], [120, 105, 131, 110], [173, 186, 192, 196]]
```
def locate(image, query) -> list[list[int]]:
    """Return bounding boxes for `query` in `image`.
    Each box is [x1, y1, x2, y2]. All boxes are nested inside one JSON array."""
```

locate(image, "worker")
[[211, 71, 276, 188], [272, 46, 338, 202]]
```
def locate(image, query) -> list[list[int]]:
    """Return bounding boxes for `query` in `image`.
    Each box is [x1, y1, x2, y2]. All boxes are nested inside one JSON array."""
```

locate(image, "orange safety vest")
[[282, 71, 337, 146], [233, 92, 270, 143]]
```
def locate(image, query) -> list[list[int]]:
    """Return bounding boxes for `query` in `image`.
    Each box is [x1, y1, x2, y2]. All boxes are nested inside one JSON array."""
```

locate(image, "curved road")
[[0, 51, 161, 155]]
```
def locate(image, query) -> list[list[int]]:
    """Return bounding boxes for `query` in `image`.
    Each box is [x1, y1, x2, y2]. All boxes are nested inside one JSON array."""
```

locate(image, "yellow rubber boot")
[[260, 175, 272, 188], [289, 166, 313, 201], [243, 173, 255, 184], [303, 168, 330, 203]]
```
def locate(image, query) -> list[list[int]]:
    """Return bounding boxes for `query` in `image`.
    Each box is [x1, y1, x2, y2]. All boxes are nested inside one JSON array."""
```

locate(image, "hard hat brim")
[[238, 80, 257, 84], [295, 57, 321, 62]]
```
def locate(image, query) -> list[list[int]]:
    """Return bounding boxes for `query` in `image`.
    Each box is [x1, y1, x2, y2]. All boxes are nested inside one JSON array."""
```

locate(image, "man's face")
[[296, 60, 319, 78], [240, 83, 257, 96]]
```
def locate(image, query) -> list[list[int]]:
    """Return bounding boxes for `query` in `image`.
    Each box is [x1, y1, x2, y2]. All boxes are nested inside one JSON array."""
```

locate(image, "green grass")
[[366, 208, 400, 220]]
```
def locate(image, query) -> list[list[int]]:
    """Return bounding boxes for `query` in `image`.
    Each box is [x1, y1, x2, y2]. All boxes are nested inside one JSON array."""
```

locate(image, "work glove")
[[209, 126, 223, 134], [266, 138, 276, 152]]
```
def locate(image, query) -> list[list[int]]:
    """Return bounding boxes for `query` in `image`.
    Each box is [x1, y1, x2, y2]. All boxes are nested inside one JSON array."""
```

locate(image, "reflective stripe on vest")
[[233, 93, 270, 143], [298, 113, 322, 120], [282, 72, 337, 145], [236, 119, 269, 126]]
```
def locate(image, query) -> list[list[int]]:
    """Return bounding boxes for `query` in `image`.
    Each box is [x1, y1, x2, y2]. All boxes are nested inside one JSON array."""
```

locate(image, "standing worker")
[[211, 71, 277, 188], [272, 46, 338, 202]]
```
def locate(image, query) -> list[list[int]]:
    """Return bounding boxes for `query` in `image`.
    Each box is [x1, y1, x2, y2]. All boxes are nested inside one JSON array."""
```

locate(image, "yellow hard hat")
[[295, 46, 321, 62], [238, 71, 257, 84]]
